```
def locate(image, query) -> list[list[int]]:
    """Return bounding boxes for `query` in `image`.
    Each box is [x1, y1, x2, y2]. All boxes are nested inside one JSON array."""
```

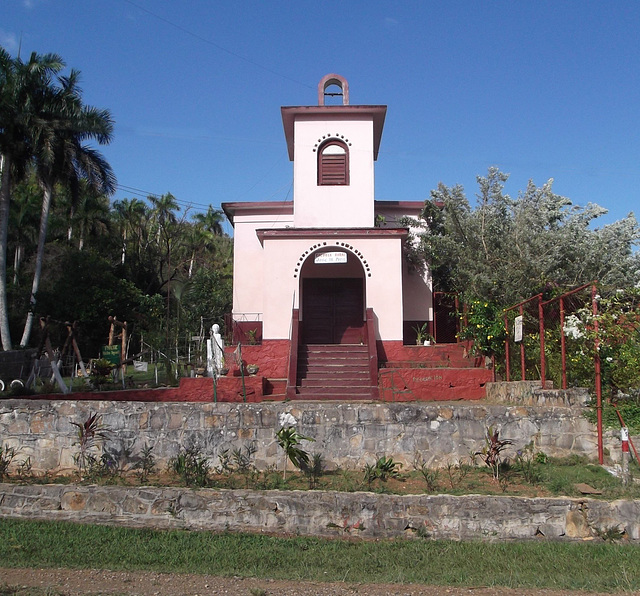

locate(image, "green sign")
[[102, 345, 121, 365]]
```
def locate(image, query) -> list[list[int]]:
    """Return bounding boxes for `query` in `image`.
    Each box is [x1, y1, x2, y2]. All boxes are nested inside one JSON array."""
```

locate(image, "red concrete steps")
[[294, 344, 373, 400]]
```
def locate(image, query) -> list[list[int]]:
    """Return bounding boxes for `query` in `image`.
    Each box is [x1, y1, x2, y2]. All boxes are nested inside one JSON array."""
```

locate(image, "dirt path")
[[0, 568, 628, 596]]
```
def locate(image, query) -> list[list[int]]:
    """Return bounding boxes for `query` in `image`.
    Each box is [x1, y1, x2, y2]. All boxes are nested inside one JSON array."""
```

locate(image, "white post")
[[621, 426, 630, 486]]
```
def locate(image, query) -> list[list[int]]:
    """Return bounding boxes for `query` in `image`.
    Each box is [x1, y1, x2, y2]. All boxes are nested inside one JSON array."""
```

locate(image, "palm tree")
[[0, 48, 64, 350], [187, 206, 227, 278], [19, 69, 115, 347], [9, 172, 40, 286], [149, 193, 180, 345], [192, 206, 224, 237], [73, 187, 111, 251], [150, 192, 179, 240], [112, 197, 148, 266]]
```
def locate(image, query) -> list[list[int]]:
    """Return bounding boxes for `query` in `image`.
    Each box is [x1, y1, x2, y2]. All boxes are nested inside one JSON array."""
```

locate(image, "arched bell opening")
[[298, 247, 366, 344], [318, 73, 350, 106]]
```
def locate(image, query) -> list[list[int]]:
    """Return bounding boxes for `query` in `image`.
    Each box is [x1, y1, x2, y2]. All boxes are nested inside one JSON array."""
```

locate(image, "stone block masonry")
[[0, 398, 628, 476], [1, 482, 639, 541]]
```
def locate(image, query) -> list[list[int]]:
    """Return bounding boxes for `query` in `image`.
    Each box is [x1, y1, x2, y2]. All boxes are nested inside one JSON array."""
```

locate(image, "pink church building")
[[222, 75, 490, 402]]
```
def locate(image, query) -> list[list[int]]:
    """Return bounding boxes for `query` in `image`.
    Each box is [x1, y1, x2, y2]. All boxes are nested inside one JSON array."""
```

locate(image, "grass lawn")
[[1, 518, 640, 592]]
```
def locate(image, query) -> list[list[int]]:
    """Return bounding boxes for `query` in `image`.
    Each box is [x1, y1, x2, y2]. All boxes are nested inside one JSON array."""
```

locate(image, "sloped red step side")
[[379, 367, 493, 401]]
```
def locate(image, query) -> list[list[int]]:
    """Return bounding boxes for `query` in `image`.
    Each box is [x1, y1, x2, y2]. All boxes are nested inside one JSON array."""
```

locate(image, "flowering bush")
[[458, 300, 506, 356], [275, 412, 314, 479], [560, 286, 640, 397], [562, 314, 584, 340]]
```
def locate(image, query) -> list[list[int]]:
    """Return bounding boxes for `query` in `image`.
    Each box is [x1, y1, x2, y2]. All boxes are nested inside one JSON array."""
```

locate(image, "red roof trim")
[[256, 227, 408, 246], [222, 201, 293, 224], [281, 105, 387, 161], [375, 200, 425, 211]]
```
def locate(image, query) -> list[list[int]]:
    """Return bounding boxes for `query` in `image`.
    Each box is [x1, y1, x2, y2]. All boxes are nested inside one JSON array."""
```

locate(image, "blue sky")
[[2, 1, 639, 236]]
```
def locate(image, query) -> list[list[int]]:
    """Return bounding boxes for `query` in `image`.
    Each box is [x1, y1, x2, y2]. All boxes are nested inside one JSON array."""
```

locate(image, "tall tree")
[[112, 197, 148, 267], [0, 47, 64, 349], [192, 205, 224, 236], [187, 206, 225, 278], [407, 167, 640, 307], [8, 172, 40, 286], [61, 181, 112, 251], [149, 193, 180, 345], [19, 68, 115, 347]]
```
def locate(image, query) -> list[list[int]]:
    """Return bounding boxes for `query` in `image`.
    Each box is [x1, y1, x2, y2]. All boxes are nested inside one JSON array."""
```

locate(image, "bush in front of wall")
[[169, 446, 211, 487]]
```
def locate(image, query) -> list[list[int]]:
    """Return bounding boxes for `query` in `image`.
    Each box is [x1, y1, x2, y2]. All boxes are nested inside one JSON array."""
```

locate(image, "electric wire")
[[121, 0, 314, 90], [115, 184, 213, 212]]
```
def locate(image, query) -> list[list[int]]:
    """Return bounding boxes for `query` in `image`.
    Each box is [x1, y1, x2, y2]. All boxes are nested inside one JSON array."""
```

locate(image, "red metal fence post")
[[519, 305, 526, 381], [592, 284, 603, 464], [504, 313, 510, 382], [560, 296, 567, 390], [538, 294, 546, 389]]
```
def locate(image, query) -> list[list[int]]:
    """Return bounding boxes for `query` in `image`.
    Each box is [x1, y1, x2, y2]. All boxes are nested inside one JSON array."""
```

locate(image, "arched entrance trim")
[[296, 244, 368, 345], [293, 243, 371, 278]]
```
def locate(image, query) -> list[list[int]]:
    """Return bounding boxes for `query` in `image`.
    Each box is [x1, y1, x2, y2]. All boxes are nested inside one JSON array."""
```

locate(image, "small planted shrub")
[[418, 463, 439, 492], [364, 456, 402, 488], [133, 443, 156, 484], [300, 452, 324, 489], [374, 456, 403, 481], [275, 423, 314, 480], [90, 359, 115, 390], [476, 426, 513, 480], [445, 461, 468, 489], [216, 449, 233, 475], [232, 443, 257, 473], [71, 413, 110, 479], [513, 442, 543, 485], [16, 456, 32, 481], [85, 453, 120, 483], [0, 443, 18, 479], [169, 446, 210, 487]]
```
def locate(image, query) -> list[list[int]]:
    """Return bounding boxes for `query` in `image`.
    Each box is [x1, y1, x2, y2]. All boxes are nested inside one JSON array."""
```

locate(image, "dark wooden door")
[[302, 278, 364, 344], [434, 293, 459, 343]]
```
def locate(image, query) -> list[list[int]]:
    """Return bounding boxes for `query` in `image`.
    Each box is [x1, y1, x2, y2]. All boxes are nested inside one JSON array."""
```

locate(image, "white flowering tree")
[[404, 167, 640, 307], [275, 412, 314, 480], [565, 286, 640, 399]]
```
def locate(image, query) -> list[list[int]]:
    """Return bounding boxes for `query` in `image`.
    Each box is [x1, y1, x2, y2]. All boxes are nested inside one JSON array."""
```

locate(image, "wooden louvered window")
[[318, 140, 349, 186]]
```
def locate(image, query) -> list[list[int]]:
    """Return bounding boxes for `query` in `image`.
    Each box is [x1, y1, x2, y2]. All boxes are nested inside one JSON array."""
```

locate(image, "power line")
[[115, 184, 215, 211], [121, 0, 314, 90]]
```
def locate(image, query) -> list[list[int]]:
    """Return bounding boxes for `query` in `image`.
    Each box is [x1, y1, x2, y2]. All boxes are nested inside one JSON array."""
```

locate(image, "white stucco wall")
[[402, 258, 432, 320], [293, 116, 375, 228], [374, 203, 432, 321], [231, 212, 293, 321], [261, 236, 404, 341]]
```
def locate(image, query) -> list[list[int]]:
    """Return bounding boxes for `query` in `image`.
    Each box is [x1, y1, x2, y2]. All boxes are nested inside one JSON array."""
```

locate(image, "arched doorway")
[[299, 248, 366, 344]]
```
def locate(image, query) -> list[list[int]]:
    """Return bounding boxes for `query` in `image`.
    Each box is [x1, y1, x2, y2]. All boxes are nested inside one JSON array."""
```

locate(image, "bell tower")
[[281, 74, 387, 228]]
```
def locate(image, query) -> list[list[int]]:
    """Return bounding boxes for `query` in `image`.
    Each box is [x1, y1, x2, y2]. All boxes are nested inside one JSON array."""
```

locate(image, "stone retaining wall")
[[486, 381, 591, 407], [1, 482, 638, 541], [0, 398, 627, 475]]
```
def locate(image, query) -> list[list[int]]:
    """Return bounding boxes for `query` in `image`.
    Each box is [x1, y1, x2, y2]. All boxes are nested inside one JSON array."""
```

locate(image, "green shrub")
[[169, 446, 210, 487]]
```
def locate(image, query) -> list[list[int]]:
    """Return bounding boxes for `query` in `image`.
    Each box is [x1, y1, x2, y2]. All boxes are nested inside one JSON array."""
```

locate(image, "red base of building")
[[32, 376, 275, 403], [223, 340, 290, 379], [378, 367, 492, 402], [28, 339, 492, 403]]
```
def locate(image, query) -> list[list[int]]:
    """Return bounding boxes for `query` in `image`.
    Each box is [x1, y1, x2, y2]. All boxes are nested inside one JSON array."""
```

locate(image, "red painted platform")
[[379, 367, 492, 402], [24, 341, 492, 403], [28, 376, 269, 403]]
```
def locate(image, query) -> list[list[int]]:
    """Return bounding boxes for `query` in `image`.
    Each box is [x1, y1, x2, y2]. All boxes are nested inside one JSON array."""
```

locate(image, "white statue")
[[207, 323, 225, 377]]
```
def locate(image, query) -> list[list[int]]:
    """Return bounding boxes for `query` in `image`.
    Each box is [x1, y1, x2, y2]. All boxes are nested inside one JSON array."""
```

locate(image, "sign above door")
[[314, 251, 348, 264]]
